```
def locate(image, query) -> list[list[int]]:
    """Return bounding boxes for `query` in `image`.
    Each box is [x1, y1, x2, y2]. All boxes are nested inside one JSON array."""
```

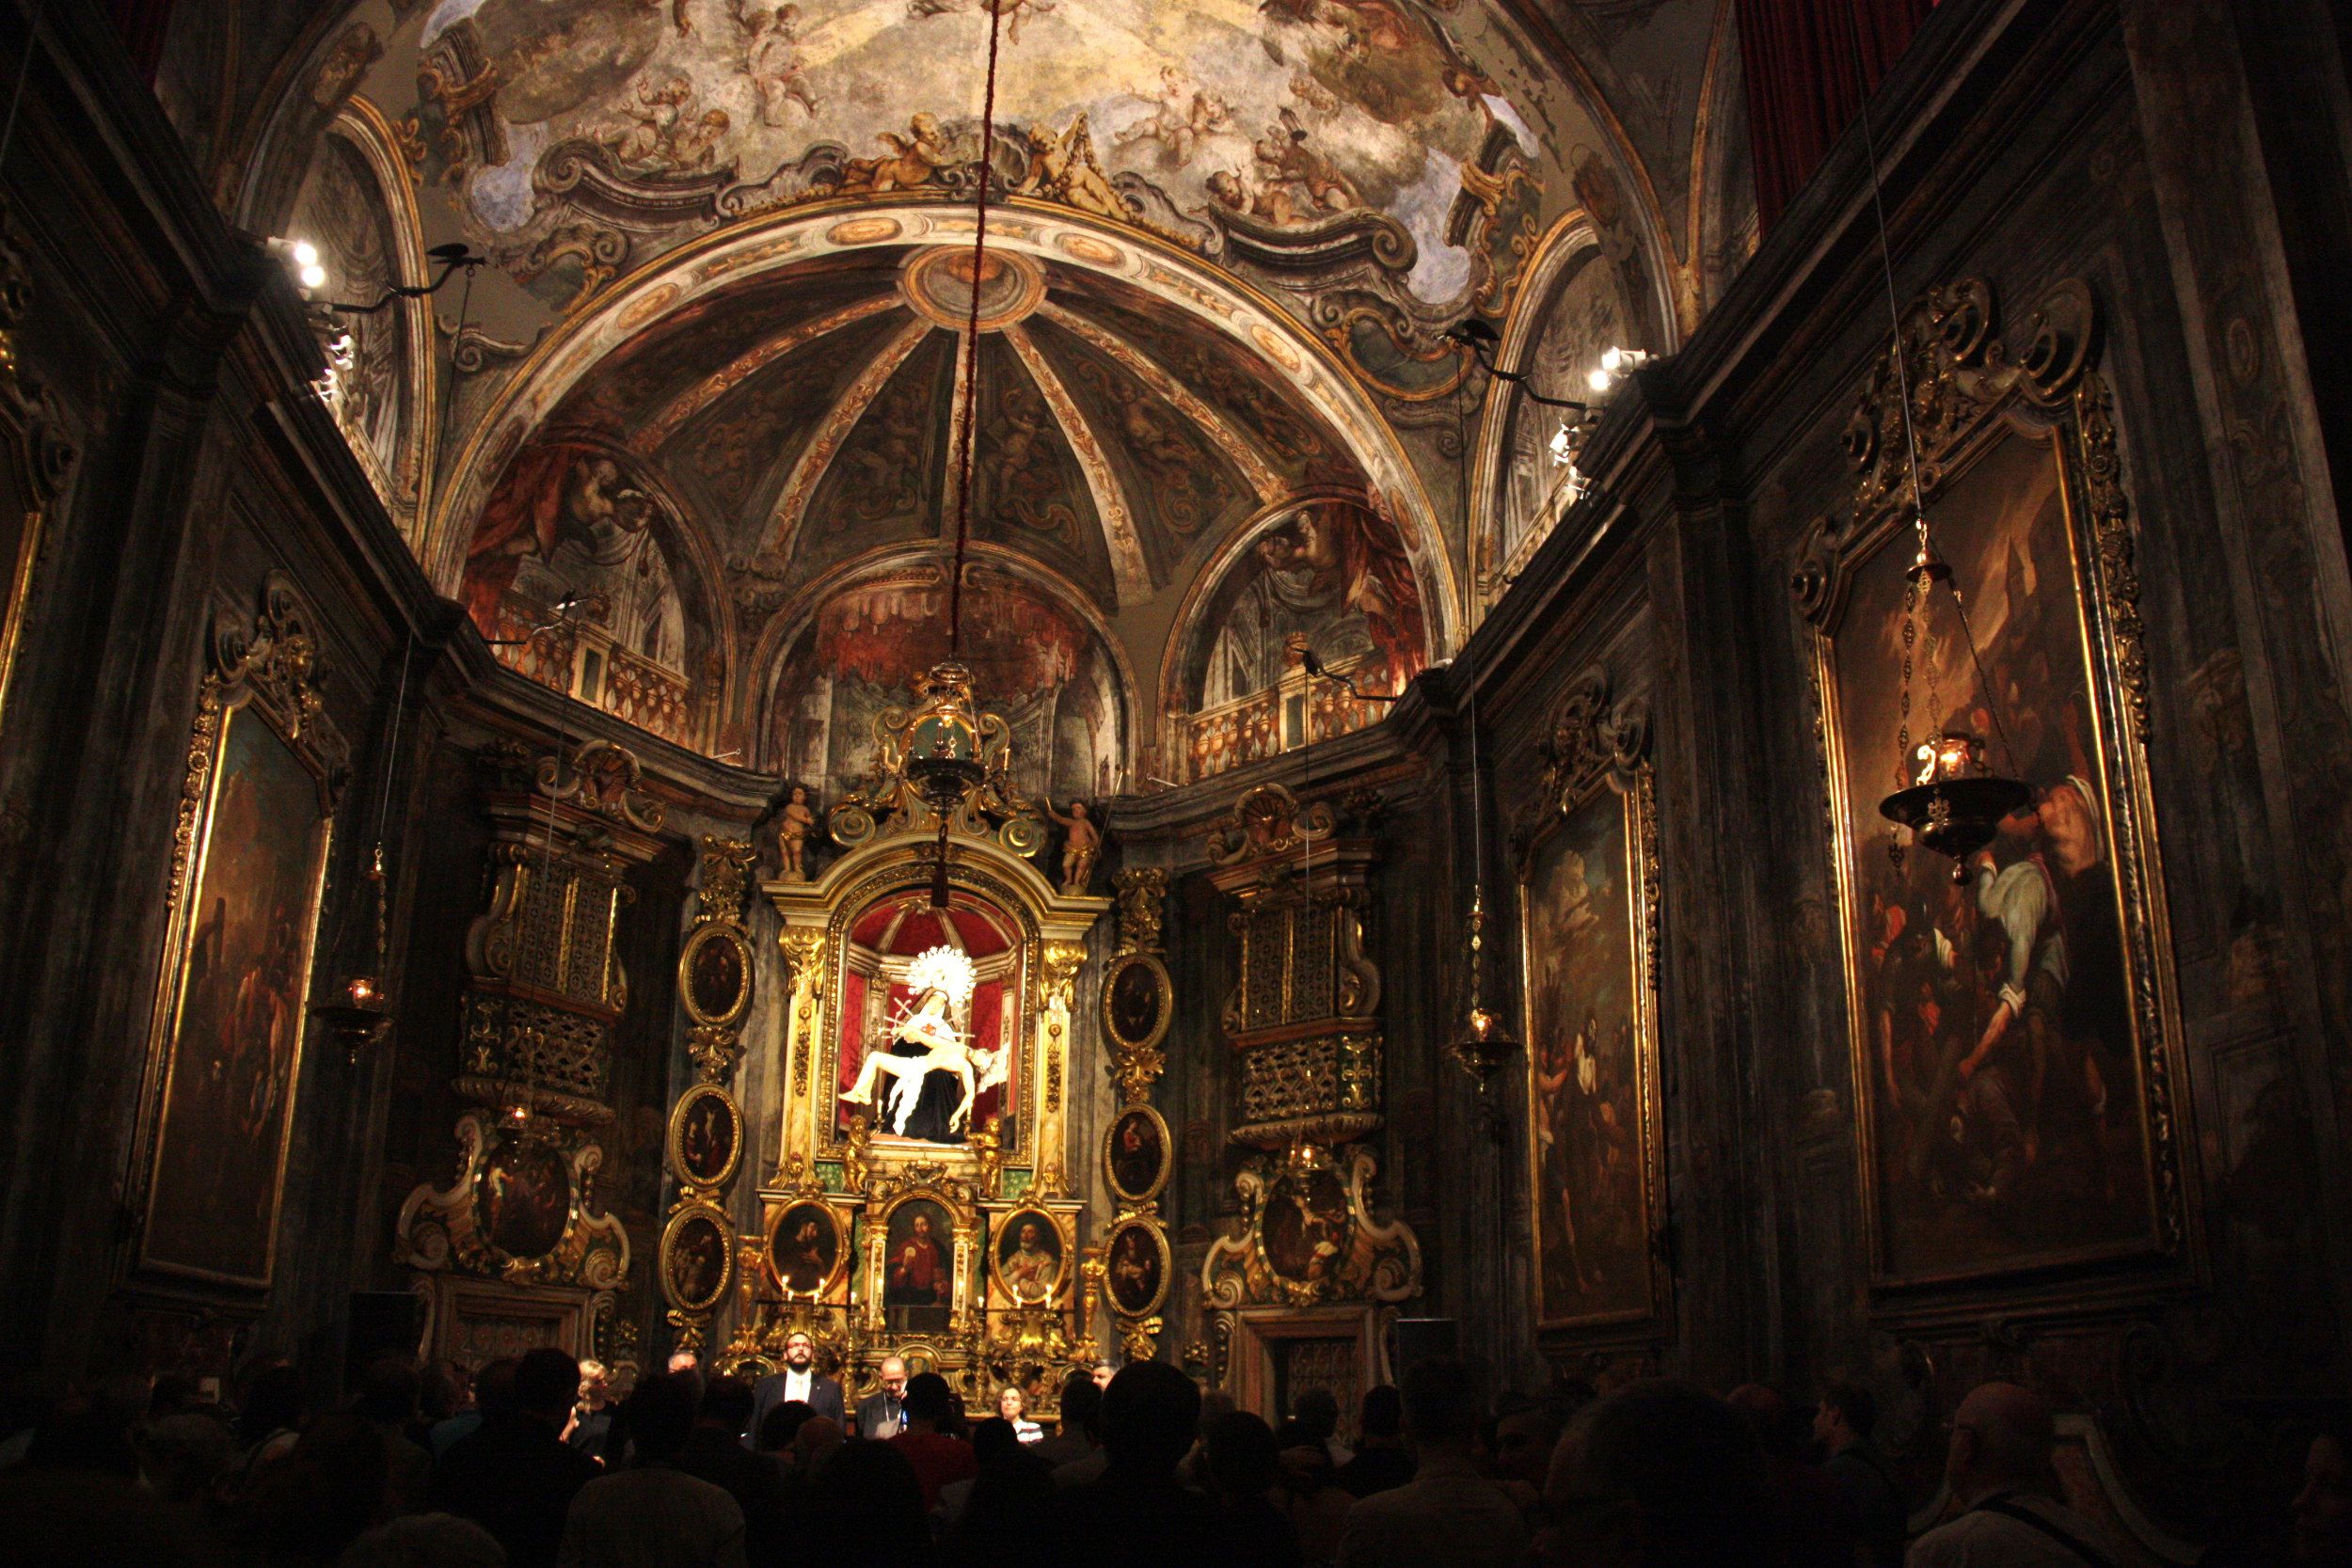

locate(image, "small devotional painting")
[[662, 1208, 733, 1313], [140, 703, 334, 1287], [770, 1201, 842, 1295], [478, 1137, 574, 1260], [1264, 1164, 1352, 1289], [1104, 1105, 1169, 1204], [993, 1210, 1066, 1304], [1105, 1219, 1169, 1317], [670, 1085, 741, 1190], [681, 927, 751, 1025], [1519, 760, 1664, 1335], [1103, 954, 1170, 1051], [882, 1196, 954, 1322], [1818, 426, 2177, 1289]]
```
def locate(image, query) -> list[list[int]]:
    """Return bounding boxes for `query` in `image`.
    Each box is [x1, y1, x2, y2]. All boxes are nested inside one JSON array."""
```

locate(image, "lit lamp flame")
[[1444, 888, 1520, 1085], [1879, 727, 2032, 882]]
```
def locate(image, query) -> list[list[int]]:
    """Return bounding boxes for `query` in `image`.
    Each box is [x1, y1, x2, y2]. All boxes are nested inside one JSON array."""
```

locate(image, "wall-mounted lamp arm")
[[324, 244, 486, 317], [1301, 648, 1401, 704], [1444, 321, 1593, 412], [481, 593, 584, 648]]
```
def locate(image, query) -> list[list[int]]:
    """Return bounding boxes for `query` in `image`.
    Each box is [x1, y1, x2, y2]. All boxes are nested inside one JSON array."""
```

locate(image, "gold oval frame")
[[660, 1202, 737, 1315], [667, 1083, 743, 1191], [678, 924, 755, 1027], [988, 1207, 1071, 1305], [767, 1197, 849, 1298], [1102, 1103, 1171, 1206], [1100, 951, 1172, 1053], [1103, 1215, 1172, 1319]]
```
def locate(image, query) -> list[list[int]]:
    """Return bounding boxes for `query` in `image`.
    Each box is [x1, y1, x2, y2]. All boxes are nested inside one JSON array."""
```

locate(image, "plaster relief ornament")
[[837, 943, 1008, 1136]]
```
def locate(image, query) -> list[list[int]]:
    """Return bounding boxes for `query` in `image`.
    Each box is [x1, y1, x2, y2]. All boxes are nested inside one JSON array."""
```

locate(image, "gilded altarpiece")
[[396, 740, 660, 1371], [1198, 785, 1420, 1415], [723, 679, 1111, 1408]]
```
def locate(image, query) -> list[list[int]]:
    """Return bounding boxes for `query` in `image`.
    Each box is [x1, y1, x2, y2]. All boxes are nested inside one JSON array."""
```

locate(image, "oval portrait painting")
[[674, 1086, 740, 1187], [1105, 1220, 1167, 1317], [993, 1210, 1064, 1303], [1104, 955, 1168, 1049], [1263, 1166, 1350, 1287], [1105, 1106, 1168, 1203], [664, 1210, 731, 1311], [771, 1201, 841, 1295], [477, 1139, 572, 1259], [684, 927, 750, 1023]]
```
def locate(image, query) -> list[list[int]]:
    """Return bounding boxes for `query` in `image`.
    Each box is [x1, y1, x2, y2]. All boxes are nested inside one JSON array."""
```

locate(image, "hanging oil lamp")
[[1445, 885, 1520, 1086]]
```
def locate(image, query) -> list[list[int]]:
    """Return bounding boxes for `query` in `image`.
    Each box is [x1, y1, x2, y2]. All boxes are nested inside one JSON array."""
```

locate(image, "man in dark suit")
[[853, 1354, 911, 1438], [749, 1329, 845, 1441]]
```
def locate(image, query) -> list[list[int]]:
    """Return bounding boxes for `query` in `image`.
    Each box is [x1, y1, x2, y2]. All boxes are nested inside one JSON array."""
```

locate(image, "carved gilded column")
[[660, 837, 758, 1352], [1101, 868, 1175, 1363]]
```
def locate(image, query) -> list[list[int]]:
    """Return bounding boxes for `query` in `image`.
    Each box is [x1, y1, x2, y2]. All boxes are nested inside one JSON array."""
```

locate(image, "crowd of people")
[[0, 1345, 2344, 1568]]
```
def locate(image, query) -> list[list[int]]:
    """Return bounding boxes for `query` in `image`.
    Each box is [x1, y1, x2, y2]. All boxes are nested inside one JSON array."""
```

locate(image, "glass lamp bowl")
[[1879, 730, 2032, 879], [902, 660, 988, 811]]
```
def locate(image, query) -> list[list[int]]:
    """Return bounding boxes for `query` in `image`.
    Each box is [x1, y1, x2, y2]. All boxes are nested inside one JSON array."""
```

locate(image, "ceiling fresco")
[[157, 0, 1752, 768]]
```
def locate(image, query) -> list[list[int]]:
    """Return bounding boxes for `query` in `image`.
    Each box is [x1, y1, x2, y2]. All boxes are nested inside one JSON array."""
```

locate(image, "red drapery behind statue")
[[1737, 0, 1936, 236], [107, 0, 174, 85]]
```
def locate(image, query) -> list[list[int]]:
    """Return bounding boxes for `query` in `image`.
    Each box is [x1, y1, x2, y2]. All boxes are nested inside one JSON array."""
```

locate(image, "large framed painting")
[[134, 578, 348, 1289], [1797, 277, 2191, 1299], [1516, 670, 1667, 1340]]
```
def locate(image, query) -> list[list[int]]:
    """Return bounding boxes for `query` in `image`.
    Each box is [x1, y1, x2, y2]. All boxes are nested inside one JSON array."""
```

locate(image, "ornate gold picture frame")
[[679, 923, 754, 1028], [1101, 950, 1172, 1053], [1796, 278, 2192, 1302], [132, 577, 347, 1290], [1104, 1103, 1171, 1206], [988, 1206, 1072, 1305], [661, 1201, 736, 1315], [669, 1083, 743, 1191], [1514, 669, 1668, 1341], [767, 1197, 850, 1298], [1104, 1213, 1172, 1319]]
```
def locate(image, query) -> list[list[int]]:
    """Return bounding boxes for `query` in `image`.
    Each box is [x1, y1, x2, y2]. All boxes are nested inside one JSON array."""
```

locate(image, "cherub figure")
[[841, 114, 951, 195], [1114, 65, 1230, 166], [734, 1, 819, 123], [1045, 799, 1103, 894], [600, 76, 694, 167], [1015, 116, 1132, 223], [776, 783, 816, 881]]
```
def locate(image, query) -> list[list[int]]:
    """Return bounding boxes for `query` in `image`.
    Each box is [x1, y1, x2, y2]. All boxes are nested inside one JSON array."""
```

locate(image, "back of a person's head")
[[238, 1363, 305, 1441], [353, 1356, 421, 1425], [624, 1371, 700, 1462], [807, 1437, 928, 1553], [1950, 1381, 2055, 1491], [1293, 1387, 1340, 1443], [1725, 1384, 1804, 1464], [135, 1411, 234, 1505], [1821, 1380, 1878, 1440], [1575, 1380, 1769, 1567], [1100, 1362, 1201, 1474], [969, 1415, 1021, 1466], [903, 1370, 954, 1426], [793, 1414, 843, 1469], [334, 1512, 506, 1568], [0, 1466, 213, 1566], [1400, 1357, 1479, 1449], [758, 1399, 814, 1453], [699, 1375, 756, 1434], [511, 1349, 579, 1421], [1057, 1369, 1103, 1438], [469, 1358, 520, 1419], [236, 1414, 392, 1564], [1204, 1410, 1280, 1502], [418, 1361, 466, 1423], [1359, 1384, 1403, 1441]]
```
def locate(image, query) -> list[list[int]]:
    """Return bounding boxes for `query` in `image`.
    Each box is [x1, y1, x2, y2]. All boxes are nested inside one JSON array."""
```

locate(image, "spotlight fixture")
[[316, 241, 488, 316]]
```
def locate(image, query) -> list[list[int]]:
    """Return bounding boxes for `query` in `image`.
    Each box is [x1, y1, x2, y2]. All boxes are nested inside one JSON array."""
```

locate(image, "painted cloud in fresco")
[[409, 0, 1535, 309]]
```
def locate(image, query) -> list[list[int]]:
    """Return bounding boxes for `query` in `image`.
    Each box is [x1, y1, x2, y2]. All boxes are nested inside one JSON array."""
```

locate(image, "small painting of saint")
[[771, 1202, 839, 1294], [479, 1139, 573, 1259], [883, 1199, 951, 1307], [1106, 1108, 1166, 1201], [995, 1211, 1063, 1303], [675, 1089, 738, 1186], [1106, 1223, 1164, 1315]]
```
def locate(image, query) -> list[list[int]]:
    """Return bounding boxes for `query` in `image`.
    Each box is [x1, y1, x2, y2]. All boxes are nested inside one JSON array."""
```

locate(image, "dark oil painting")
[[479, 1138, 574, 1259], [1106, 1222, 1164, 1315], [676, 1090, 739, 1186], [1106, 1107, 1165, 1200], [1521, 784, 1651, 1328], [994, 1210, 1064, 1303], [143, 706, 330, 1286], [771, 1201, 840, 1294], [667, 1212, 730, 1309], [1827, 432, 2156, 1284]]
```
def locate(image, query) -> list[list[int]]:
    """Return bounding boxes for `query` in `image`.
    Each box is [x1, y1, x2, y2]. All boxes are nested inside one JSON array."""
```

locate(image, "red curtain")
[[107, 0, 175, 85], [1737, 0, 1936, 235]]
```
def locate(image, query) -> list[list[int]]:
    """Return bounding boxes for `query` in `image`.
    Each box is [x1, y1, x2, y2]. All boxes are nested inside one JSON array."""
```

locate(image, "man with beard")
[[750, 1330, 843, 1441]]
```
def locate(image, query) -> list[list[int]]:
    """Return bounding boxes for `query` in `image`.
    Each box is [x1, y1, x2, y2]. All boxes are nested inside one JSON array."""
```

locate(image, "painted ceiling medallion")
[[899, 246, 1046, 331]]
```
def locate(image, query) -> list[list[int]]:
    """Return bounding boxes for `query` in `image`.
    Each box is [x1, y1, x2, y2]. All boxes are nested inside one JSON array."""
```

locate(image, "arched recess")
[[1157, 489, 1437, 785], [1467, 212, 1635, 603], [419, 203, 1462, 653], [460, 432, 733, 753], [744, 543, 1140, 807], [285, 98, 438, 547]]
